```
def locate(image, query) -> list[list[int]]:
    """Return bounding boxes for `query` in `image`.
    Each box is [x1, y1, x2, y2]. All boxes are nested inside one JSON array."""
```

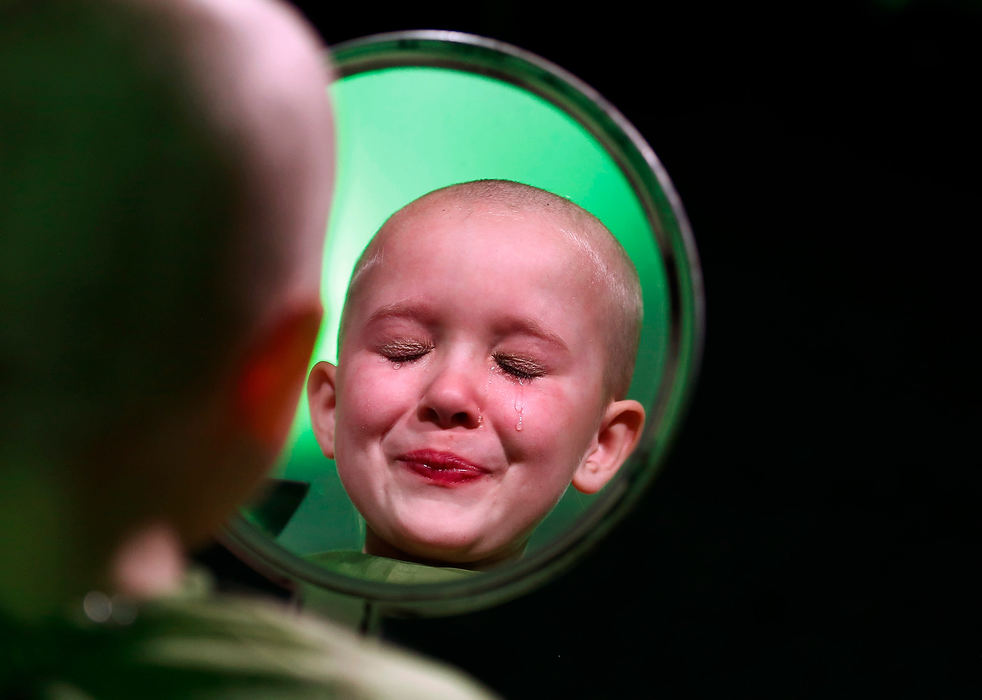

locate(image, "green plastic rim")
[[224, 30, 704, 618]]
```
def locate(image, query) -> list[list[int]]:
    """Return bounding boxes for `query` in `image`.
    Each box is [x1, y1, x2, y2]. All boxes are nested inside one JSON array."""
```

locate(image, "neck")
[[109, 521, 185, 599]]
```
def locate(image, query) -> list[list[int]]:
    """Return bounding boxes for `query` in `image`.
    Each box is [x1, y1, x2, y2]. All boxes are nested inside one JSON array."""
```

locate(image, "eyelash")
[[376, 342, 546, 381], [377, 340, 432, 364], [493, 353, 546, 381]]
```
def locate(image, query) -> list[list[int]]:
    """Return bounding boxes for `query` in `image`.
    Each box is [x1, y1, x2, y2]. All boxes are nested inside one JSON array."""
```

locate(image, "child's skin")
[[308, 181, 645, 569], [1, 0, 334, 613]]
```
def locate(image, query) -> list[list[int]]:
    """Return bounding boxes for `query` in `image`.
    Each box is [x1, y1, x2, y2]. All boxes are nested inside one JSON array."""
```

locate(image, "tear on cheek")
[[514, 382, 525, 432]]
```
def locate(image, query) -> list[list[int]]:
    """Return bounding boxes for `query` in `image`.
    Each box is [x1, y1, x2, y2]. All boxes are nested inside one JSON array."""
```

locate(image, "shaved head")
[[343, 180, 642, 398], [147, 0, 336, 339], [1, 0, 335, 587]]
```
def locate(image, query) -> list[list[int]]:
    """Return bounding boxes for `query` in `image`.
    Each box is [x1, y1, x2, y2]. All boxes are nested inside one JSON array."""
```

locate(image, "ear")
[[572, 399, 646, 495], [306, 360, 338, 459], [235, 304, 322, 451]]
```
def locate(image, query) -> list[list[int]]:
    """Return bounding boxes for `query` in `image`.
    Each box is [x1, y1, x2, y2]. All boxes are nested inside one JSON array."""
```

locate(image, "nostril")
[[418, 402, 481, 429], [421, 406, 442, 424], [451, 410, 475, 427]]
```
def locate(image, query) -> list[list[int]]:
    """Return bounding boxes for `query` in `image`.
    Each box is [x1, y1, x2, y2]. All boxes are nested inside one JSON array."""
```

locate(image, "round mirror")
[[223, 30, 703, 618]]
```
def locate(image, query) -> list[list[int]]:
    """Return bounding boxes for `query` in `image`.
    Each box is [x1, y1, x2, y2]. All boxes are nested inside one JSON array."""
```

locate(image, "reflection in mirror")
[[231, 31, 702, 616], [304, 179, 647, 577]]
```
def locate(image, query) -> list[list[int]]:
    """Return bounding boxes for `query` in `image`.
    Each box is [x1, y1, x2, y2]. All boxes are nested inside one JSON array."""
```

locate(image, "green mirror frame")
[[222, 30, 704, 618]]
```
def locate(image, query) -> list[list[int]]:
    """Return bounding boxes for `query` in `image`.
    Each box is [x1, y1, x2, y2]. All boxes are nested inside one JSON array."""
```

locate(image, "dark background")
[[265, 1, 981, 696]]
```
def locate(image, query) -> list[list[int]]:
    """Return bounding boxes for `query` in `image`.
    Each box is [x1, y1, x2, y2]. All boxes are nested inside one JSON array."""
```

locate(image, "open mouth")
[[397, 449, 489, 486]]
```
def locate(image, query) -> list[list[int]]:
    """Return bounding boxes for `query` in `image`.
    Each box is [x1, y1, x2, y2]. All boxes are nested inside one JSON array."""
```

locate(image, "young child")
[[308, 179, 646, 570]]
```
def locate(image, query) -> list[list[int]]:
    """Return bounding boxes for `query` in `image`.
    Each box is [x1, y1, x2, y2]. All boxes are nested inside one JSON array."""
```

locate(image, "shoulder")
[[1, 579, 495, 699], [129, 590, 497, 699]]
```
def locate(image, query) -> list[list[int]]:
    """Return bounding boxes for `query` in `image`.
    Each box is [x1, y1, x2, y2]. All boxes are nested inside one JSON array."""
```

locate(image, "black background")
[[268, 1, 980, 696]]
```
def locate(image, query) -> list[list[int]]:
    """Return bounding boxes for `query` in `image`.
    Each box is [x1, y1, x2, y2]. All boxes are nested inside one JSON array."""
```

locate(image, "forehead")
[[341, 198, 614, 353], [364, 200, 600, 301]]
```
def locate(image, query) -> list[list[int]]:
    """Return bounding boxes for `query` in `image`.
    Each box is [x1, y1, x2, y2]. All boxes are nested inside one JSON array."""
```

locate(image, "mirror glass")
[[226, 31, 703, 617]]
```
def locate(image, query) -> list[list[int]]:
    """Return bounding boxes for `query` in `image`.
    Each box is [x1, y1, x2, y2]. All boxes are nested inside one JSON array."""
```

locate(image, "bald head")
[[1, 0, 334, 532], [344, 180, 642, 398], [152, 0, 336, 336]]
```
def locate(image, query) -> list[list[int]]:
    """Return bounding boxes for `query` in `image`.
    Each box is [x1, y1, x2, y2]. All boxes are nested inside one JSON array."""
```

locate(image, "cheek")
[[336, 359, 417, 437], [491, 380, 599, 465]]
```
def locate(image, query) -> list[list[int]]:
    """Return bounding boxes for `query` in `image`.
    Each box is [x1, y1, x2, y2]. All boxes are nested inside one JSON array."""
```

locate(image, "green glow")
[[259, 66, 668, 555]]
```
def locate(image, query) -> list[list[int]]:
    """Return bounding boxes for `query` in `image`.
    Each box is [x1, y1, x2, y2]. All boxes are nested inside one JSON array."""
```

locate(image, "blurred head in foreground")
[[0, 0, 334, 616]]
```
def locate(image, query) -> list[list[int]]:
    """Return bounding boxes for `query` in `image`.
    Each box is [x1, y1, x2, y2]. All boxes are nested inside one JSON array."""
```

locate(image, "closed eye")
[[378, 339, 432, 364], [493, 352, 546, 381]]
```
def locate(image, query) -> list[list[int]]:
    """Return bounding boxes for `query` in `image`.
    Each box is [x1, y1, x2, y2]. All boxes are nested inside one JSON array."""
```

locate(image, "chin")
[[389, 525, 527, 569], [398, 526, 485, 562]]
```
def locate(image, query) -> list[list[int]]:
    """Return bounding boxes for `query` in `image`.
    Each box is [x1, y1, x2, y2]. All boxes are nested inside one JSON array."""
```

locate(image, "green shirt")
[[0, 570, 495, 699], [307, 551, 479, 585]]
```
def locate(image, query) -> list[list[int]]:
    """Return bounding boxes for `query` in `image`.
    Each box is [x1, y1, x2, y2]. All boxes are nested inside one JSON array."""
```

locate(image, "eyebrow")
[[363, 301, 436, 328], [364, 300, 570, 353], [496, 317, 570, 354]]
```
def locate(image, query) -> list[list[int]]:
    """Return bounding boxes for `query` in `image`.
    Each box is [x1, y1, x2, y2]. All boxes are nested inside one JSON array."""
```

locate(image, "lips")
[[397, 449, 490, 486]]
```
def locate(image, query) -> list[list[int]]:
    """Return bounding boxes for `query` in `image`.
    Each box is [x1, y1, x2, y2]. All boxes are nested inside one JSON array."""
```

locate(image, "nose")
[[417, 356, 483, 429]]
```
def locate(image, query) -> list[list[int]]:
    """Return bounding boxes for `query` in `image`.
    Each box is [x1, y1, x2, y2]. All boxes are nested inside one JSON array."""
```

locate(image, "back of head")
[[1, 0, 236, 464], [0, 0, 333, 612]]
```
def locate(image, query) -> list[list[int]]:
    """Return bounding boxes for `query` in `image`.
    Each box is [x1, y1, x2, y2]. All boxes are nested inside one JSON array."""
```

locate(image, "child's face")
[[315, 202, 624, 566]]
